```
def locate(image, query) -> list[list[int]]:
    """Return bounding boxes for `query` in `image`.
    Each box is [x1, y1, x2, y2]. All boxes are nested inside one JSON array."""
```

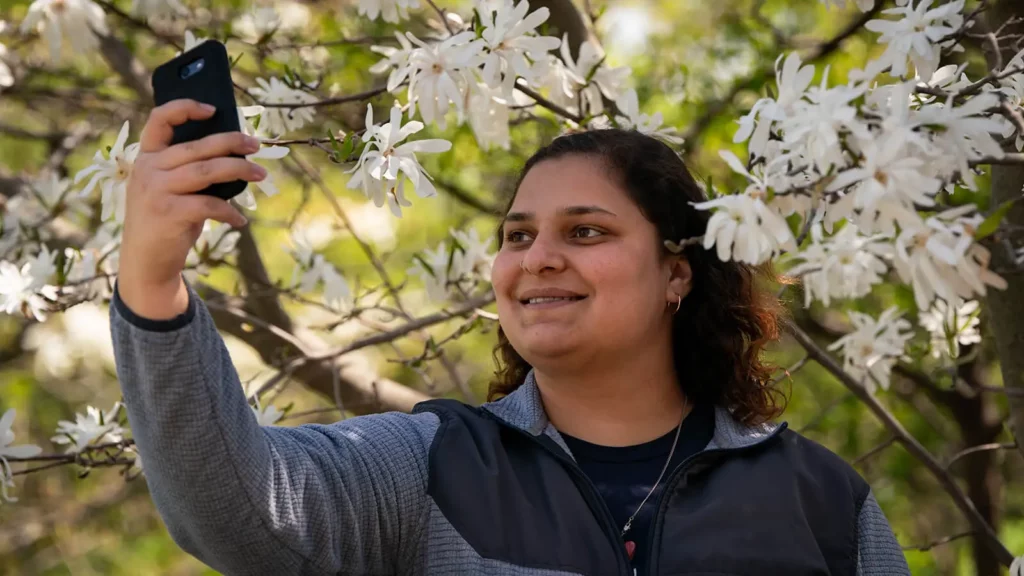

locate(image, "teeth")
[[527, 297, 578, 304]]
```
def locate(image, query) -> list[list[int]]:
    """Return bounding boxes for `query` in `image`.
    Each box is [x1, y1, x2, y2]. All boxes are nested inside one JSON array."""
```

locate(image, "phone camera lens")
[[179, 58, 207, 79]]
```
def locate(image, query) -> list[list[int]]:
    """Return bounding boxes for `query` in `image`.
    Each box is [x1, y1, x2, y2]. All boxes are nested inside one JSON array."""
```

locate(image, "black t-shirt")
[[560, 403, 715, 574]]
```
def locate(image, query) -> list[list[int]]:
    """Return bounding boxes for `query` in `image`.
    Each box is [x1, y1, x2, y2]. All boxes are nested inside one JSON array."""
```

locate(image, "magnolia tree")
[[0, 0, 1023, 572]]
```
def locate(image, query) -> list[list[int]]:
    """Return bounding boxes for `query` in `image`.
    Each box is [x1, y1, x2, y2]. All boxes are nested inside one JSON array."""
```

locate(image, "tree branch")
[[786, 320, 1014, 566]]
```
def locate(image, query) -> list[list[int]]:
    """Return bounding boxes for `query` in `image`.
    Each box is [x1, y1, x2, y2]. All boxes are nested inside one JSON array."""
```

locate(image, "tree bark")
[[950, 356, 1004, 576], [529, 0, 599, 59], [983, 0, 1024, 463]]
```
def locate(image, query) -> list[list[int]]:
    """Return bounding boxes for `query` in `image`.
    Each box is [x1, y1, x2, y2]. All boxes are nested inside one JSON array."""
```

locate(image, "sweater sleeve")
[[109, 279, 438, 576], [855, 490, 910, 576]]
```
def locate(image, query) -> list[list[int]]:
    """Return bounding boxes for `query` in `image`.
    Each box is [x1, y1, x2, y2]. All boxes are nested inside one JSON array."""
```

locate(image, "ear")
[[666, 255, 693, 304]]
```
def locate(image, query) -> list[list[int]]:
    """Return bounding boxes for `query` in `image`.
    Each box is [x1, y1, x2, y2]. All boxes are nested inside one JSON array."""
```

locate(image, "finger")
[[154, 131, 261, 170], [162, 158, 267, 195], [139, 99, 218, 153], [175, 193, 249, 228]]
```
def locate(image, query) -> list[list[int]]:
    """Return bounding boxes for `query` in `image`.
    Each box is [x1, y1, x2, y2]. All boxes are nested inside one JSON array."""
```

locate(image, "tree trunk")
[[952, 357, 1004, 576], [983, 1, 1024, 463]]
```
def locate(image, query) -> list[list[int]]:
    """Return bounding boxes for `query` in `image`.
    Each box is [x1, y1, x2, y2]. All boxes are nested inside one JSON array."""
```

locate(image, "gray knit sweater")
[[109, 281, 910, 575]]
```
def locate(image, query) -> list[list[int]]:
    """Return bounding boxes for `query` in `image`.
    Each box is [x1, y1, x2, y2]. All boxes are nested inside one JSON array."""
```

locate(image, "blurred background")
[[0, 0, 1021, 574]]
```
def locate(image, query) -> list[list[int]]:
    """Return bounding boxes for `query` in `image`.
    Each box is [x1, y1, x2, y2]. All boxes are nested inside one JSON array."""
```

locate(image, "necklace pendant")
[[624, 540, 636, 560]]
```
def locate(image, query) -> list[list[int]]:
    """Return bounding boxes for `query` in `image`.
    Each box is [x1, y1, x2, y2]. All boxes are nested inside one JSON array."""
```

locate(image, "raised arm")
[[111, 100, 436, 575]]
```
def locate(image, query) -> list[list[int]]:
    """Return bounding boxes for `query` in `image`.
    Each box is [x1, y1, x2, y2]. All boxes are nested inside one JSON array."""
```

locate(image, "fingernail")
[[238, 216, 249, 228], [252, 165, 268, 178], [201, 103, 216, 112], [244, 135, 261, 151]]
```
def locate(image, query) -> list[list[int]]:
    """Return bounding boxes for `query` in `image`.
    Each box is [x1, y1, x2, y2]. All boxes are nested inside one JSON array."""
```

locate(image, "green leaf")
[[975, 198, 1017, 240], [327, 129, 341, 158], [340, 132, 355, 159]]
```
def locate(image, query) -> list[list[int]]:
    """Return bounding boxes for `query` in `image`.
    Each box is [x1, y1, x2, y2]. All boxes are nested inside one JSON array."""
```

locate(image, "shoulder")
[[771, 428, 871, 507]]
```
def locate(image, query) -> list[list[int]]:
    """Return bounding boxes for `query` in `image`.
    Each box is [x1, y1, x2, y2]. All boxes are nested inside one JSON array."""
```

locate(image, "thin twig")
[[945, 442, 1018, 469], [256, 85, 389, 109], [514, 82, 583, 123], [901, 531, 976, 552], [852, 435, 897, 466]]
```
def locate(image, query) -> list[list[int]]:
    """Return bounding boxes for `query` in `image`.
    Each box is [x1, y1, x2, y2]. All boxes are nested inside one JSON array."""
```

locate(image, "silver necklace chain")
[[620, 398, 689, 539]]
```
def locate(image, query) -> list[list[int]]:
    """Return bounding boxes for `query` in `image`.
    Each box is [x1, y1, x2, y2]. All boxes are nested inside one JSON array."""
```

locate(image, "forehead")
[[510, 155, 635, 216]]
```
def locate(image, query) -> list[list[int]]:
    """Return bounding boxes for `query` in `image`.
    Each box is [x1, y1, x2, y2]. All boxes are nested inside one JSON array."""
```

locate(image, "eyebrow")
[[503, 205, 618, 223]]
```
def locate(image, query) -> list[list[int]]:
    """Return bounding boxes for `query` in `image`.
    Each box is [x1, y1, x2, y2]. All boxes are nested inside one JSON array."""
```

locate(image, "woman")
[[111, 99, 909, 575]]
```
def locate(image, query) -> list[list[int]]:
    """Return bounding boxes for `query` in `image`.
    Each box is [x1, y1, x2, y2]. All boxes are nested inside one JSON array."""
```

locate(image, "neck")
[[533, 346, 689, 447]]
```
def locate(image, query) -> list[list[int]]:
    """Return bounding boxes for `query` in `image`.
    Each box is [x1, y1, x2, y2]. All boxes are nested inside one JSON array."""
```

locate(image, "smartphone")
[[151, 39, 247, 201]]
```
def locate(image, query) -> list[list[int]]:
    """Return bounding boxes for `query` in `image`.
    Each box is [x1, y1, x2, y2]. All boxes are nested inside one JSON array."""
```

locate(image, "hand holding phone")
[[116, 99, 269, 323], [151, 39, 247, 201]]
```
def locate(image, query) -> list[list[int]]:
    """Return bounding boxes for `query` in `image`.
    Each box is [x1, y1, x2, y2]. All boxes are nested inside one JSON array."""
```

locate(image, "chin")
[[516, 329, 582, 360]]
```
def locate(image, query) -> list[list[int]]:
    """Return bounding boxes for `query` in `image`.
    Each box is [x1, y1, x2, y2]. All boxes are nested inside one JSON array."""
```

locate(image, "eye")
[[504, 230, 530, 243], [573, 226, 603, 239]]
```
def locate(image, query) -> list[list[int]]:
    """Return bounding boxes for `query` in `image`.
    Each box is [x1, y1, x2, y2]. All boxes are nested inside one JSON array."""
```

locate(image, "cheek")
[[490, 250, 517, 296]]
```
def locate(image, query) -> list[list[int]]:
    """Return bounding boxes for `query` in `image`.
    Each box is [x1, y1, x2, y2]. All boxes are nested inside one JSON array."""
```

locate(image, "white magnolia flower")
[[27, 170, 91, 220], [468, 82, 511, 151], [390, 31, 482, 129], [248, 77, 317, 136], [231, 105, 290, 210], [251, 397, 284, 426], [614, 88, 684, 145], [892, 205, 1007, 310], [828, 307, 913, 393], [734, 52, 815, 158], [780, 76, 868, 173], [864, 0, 965, 80], [131, 0, 188, 20], [184, 221, 240, 282], [20, 0, 108, 63], [369, 31, 415, 90], [74, 121, 141, 223], [557, 34, 631, 116], [917, 92, 1006, 189], [51, 402, 125, 454], [178, 30, 208, 55], [287, 229, 353, 311], [234, 2, 308, 43], [65, 221, 120, 301], [356, 0, 419, 23], [919, 297, 980, 359], [0, 41, 15, 88], [234, 5, 281, 42], [693, 152, 797, 265], [531, 53, 578, 111], [449, 227, 496, 290], [694, 193, 796, 265], [0, 408, 42, 504], [827, 130, 941, 236], [408, 240, 455, 301], [478, 0, 561, 99], [787, 224, 892, 307], [347, 104, 452, 217], [407, 226, 496, 302], [0, 246, 59, 321]]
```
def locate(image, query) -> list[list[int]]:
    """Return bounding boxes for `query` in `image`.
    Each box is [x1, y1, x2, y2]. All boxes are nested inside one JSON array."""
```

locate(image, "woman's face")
[[492, 155, 681, 369]]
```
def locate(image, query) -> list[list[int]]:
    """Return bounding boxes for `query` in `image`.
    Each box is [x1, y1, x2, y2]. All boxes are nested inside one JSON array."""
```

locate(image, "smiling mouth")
[[520, 296, 587, 307]]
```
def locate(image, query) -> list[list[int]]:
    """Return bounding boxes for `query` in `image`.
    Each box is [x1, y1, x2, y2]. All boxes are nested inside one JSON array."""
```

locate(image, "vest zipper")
[[642, 424, 787, 576], [481, 412, 632, 576]]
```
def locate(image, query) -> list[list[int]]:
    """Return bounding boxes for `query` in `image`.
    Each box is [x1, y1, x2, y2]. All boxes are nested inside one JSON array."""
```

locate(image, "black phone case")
[[151, 40, 246, 201]]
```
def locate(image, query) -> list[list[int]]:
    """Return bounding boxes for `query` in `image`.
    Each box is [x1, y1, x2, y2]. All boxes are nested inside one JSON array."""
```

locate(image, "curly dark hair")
[[487, 129, 788, 426]]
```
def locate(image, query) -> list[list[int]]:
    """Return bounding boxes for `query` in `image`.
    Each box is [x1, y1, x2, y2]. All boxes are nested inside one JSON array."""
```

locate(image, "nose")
[[520, 232, 566, 275]]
